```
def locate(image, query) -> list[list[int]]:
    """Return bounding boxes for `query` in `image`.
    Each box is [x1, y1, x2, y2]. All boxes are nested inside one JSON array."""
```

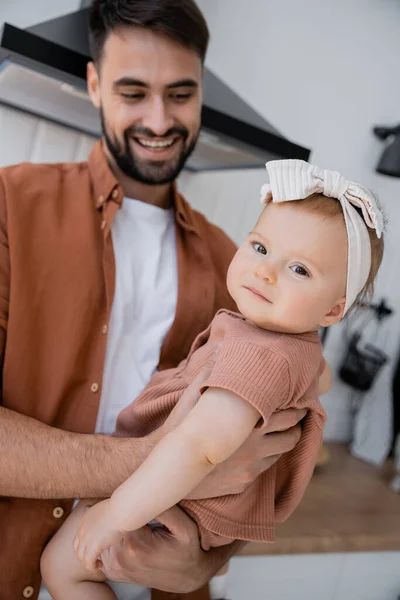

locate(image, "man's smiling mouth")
[[134, 137, 179, 151]]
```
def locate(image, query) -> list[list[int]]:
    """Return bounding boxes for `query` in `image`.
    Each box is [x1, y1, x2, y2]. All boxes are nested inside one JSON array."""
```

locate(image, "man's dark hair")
[[89, 0, 209, 64]]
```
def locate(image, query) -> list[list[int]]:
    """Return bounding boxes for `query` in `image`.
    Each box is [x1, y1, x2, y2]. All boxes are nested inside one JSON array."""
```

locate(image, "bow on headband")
[[259, 159, 384, 315]]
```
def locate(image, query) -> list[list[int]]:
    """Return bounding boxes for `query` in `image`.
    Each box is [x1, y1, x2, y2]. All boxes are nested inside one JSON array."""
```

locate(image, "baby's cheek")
[[226, 260, 240, 295]]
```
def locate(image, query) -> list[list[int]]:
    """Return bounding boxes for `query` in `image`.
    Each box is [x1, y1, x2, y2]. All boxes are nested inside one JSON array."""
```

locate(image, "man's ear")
[[319, 297, 346, 327], [87, 62, 101, 109]]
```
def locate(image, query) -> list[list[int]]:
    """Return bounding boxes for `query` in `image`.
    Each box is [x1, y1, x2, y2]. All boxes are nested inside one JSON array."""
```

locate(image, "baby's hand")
[[73, 499, 125, 572]]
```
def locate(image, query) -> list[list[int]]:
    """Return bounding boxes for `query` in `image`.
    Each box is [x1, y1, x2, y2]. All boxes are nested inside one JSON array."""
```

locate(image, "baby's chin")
[[239, 308, 281, 332], [235, 295, 318, 334], [242, 309, 318, 335]]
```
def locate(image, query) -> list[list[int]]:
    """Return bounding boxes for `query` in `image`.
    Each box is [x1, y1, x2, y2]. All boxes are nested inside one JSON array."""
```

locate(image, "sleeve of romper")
[[200, 340, 292, 426], [0, 175, 9, 400]]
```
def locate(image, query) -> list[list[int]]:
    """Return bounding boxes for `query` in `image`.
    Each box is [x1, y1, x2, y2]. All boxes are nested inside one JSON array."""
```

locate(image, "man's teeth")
[[137, 138, 175, 149]]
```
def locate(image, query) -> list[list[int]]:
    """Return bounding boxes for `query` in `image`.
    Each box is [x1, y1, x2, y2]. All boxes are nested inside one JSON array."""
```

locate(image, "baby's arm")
[[111, 387, 260, 529], [74, 388, 260, 570]]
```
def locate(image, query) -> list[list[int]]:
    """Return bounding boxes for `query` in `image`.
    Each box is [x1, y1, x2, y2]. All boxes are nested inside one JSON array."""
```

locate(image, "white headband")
[[260, 159, 384, 316]]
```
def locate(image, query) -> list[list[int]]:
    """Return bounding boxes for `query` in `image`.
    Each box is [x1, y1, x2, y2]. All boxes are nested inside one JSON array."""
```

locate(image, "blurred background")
[[1, 1, 400, 598]]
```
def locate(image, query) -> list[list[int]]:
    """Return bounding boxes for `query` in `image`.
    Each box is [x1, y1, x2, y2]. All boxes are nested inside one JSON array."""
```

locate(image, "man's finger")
[[260, 425, 302, 456], [155, 505, 198, 539], [262, 409, 307, 434]]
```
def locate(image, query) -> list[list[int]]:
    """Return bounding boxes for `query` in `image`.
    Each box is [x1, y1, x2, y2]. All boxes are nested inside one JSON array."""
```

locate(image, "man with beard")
[[0, 1, 306, 600]]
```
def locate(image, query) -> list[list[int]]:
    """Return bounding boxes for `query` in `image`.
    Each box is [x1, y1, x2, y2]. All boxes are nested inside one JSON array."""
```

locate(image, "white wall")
[[1, 0, 80, 29], [180, 0, 400, 463], [0, 104, 96, 166]]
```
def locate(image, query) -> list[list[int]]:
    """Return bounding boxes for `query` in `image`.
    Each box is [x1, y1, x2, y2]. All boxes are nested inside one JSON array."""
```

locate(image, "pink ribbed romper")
[[116, 310, 326, 550]]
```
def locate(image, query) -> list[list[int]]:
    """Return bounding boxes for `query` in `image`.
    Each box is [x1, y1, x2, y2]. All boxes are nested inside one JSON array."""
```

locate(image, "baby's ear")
[[319, 297, 346, 327]]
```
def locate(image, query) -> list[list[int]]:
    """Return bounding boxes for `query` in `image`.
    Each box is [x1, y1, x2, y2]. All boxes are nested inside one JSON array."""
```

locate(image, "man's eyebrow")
[[113, 78, 149, 88], [113, 78, 199, 89], [166, 79, 198, 89]]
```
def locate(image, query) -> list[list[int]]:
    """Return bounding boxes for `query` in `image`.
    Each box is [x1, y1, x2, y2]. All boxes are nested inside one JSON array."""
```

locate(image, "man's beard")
[[100, 109, 199, 185]]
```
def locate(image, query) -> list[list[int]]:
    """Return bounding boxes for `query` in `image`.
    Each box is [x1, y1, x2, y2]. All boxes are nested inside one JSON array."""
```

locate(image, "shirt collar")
[[88, 140, 122, 210], [88, 139, 196, 232], [172, 183, 196, 232]]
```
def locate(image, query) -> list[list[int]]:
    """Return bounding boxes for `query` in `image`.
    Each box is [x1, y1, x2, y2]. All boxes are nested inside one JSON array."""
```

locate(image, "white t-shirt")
[[96, 197, 178, 436], [39, 198, 178, 600]]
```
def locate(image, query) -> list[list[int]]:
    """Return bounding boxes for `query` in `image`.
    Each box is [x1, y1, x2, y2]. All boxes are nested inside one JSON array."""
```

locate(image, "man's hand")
[[101, 505, 216, 593], [187, 408, 306, 499]]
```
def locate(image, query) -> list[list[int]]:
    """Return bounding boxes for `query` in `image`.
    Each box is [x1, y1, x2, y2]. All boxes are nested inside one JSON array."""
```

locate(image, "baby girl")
[[41, 159, 384, 599]]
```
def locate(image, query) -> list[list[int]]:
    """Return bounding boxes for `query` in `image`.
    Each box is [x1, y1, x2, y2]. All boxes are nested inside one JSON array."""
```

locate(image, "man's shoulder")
[[0, 159, 89, 194], [186, 203, 238, 261]]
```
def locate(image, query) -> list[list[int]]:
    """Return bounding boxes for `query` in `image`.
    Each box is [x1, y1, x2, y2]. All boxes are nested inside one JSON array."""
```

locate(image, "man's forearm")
[[0, 406, 153, 499]]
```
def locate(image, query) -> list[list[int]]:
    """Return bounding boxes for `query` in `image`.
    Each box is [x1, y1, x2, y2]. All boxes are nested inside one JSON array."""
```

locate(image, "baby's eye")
[[251, 242, 267, 255], [290, 265, 310, 277]]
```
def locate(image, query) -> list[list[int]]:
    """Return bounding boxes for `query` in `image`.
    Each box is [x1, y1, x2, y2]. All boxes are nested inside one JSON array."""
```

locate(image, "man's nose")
[[142, 97, 175, 137], [253, 260, 278, 285]]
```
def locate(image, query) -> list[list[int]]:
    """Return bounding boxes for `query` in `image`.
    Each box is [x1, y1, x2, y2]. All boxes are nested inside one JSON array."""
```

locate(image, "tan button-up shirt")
[[0, 141, 236, 599]]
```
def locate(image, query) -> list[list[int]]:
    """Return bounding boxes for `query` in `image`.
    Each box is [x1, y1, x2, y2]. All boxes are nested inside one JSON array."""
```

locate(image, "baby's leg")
[[41, 500, 116, 600]]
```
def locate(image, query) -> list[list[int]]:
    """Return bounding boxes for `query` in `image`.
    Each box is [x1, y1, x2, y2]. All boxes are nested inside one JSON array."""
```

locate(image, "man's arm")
[[0, 405, 156, 499], [0, 366, 215, 499]]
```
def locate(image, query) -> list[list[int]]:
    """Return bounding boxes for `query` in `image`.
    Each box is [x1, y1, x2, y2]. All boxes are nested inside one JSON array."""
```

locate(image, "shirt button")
[[97, 194, 105, 205], [112, 189, 119, 200], [53, 506, 64, 519], [101, 219, 107, 230], [22, 587, 34, 598], [91, 383, 99, 393], [102, 324, 108, 335]]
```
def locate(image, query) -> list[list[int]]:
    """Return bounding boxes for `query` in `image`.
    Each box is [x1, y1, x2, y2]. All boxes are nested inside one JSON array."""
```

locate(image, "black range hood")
[[0, 9, 311, 171]]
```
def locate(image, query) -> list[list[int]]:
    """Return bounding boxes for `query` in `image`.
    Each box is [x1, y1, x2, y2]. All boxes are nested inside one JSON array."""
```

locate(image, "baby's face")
[[227, 202, 348, 334]]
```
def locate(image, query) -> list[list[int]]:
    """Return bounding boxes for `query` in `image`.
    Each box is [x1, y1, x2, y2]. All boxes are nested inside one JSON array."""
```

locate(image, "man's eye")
[[290, 265, 310, 277], [171, 93, 192, 101], [121, 93, 145, 100], [252, 242, 267, 255]]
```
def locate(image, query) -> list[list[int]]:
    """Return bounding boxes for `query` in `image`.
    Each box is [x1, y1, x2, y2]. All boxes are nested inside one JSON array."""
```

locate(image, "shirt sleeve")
[[200, 340, 292, 425]]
